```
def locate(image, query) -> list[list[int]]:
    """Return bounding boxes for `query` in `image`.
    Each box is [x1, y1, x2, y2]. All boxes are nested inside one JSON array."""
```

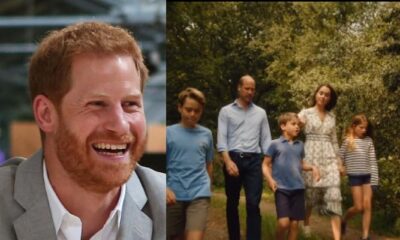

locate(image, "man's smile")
[[92, 143, 131, 156]]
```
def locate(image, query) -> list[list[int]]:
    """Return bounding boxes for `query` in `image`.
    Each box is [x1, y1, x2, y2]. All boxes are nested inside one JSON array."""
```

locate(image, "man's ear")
[[33, 95, 59, 133]]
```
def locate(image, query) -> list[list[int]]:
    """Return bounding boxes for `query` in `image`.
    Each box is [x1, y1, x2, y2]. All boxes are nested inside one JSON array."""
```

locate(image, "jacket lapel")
[[134, 166, 166, 240], [117, 173, 152, 240], [11, 151, 163, 240], [13, 150, 56, 240]]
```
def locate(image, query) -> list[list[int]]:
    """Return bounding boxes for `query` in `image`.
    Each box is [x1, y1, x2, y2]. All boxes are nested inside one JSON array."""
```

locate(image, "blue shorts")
[[348, 174, 371, 186], [274, 189, 305, 220]]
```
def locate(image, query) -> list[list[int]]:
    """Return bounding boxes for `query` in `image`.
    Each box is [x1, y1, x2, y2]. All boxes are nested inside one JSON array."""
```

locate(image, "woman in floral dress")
[[298, 84, 344, 240]]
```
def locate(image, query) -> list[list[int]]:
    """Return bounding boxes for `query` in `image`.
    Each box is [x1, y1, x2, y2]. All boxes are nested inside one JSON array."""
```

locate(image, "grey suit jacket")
[[0, 150, 166, 240]]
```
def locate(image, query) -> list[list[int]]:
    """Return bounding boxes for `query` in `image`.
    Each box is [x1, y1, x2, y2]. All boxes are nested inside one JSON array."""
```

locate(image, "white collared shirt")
[[43, 162, 131, 240]]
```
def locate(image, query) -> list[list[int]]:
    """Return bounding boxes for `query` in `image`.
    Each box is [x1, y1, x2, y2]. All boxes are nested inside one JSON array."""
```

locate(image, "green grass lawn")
[[211, 189, 327, 239], [211, 187, 400, 239]]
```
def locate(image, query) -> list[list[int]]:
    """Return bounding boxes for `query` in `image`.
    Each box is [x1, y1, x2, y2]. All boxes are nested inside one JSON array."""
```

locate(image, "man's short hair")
[[238, 75, 254, 87], [278, 112, 299, 126], [177, 87, 206, 107], [29, 21, 148, 107]]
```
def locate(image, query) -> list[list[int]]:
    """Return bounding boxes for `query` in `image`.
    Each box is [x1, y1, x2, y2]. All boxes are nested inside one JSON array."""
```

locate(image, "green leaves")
[[167, 3, 400, 233]]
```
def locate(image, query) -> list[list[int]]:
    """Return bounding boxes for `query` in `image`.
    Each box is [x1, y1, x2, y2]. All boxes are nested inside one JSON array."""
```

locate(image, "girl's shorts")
[[348, 174, 371, 186]]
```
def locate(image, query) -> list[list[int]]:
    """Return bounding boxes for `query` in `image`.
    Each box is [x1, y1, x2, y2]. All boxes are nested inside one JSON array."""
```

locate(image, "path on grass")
[[205, 192, 399, 240]]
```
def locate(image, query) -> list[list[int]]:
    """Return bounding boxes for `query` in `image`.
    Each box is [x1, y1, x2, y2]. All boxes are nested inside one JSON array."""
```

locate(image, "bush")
[[372, 156, 400, 235]]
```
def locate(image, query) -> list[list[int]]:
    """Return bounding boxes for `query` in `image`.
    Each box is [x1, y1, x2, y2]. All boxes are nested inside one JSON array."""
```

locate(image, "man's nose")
[[104, 105, 130, 134]]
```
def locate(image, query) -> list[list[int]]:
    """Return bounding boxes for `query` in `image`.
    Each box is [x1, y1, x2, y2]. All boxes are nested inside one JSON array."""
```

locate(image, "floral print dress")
[[298, 107, 342, 215]]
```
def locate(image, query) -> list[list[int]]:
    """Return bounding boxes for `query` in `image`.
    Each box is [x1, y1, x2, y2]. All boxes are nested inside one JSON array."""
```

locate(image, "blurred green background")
[[0, 0, 166, 172], [167, 2, 400, 236]]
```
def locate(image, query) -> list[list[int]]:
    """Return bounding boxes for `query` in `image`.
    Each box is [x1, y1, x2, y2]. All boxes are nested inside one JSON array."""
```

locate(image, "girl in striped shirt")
[[339, 113, 379, 240]]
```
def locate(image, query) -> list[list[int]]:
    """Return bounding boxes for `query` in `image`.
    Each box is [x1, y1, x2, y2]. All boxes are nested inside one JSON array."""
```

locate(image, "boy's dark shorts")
[[275, 189, 305, 220], [348, 174, 371, 186]]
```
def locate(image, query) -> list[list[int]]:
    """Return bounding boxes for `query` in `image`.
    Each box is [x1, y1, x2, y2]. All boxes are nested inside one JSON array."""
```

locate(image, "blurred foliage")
[[167, 2, 400, 235]]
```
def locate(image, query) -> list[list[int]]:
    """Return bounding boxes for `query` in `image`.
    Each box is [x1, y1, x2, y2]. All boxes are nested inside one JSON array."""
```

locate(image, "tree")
[[167, 3, 400, 234]]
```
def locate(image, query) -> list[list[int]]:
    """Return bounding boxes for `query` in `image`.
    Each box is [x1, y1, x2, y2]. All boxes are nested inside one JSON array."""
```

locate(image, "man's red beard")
[[55, 119, 146, 193]]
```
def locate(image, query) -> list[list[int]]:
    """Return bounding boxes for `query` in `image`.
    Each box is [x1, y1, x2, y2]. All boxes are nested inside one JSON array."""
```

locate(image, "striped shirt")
[[339, 136, 379, 186]]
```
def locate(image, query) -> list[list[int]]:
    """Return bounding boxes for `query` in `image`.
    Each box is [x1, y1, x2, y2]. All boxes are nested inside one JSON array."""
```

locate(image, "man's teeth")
[[93, 143, 127, 150]]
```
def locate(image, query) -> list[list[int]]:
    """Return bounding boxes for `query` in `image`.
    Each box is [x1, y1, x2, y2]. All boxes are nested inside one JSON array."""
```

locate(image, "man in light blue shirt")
[[217, 75, 271, 240]]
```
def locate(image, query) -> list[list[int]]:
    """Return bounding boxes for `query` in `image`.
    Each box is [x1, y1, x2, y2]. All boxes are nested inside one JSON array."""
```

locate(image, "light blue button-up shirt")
[[217, 100, 271, 154]]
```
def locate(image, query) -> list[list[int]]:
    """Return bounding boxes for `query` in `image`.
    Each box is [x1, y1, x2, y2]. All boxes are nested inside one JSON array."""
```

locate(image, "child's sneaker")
[[303, 225, 311, 237]]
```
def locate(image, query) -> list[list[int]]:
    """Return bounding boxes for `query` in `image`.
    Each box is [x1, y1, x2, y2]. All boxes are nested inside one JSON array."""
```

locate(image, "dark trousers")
[[223, 152, 263, 240]]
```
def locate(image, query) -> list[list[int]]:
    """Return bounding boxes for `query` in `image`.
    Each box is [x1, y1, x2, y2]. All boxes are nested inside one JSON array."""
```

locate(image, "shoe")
[[341, 220, 347, 236], [303, 225, 311, 237], [360, 237, 370, 240]]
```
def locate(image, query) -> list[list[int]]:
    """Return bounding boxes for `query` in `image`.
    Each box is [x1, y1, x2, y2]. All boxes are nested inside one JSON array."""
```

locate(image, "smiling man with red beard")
[[0, 22, 165, 240]]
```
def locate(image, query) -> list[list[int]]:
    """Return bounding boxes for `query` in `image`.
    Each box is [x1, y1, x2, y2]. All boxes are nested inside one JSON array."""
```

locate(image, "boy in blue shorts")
[[262, 112, 320, 240], [167, 87, 214, 240]]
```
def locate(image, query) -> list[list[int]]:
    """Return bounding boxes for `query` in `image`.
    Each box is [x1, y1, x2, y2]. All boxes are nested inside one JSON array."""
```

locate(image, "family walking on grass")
[[166, 75, 379, 240]]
